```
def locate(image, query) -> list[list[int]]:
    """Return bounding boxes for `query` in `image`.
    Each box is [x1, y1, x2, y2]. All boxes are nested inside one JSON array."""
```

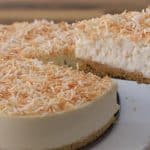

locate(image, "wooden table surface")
[[0, 0, 148, 23]]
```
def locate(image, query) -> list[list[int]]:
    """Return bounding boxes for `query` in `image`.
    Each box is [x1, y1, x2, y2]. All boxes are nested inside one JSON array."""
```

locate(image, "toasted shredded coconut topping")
[[0, 8, 149, 60], [73, 7, 150, 78], [74, 8, 150, 43], [0, 20, 74, 59], [0, 8, 148, 116], [0, 58, 113, 116]]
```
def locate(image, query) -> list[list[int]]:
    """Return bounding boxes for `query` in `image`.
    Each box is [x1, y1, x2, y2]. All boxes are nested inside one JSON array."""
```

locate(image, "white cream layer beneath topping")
[[75, 35, 150, 78]]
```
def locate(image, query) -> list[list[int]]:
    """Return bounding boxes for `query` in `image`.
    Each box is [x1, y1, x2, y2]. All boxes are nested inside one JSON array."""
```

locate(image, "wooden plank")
[[0, 9, 104, 23], [0, 0, 148, 10]]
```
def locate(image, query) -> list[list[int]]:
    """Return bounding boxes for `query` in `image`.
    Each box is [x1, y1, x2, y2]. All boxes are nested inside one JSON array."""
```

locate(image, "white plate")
[[88, 79, 150, 150]]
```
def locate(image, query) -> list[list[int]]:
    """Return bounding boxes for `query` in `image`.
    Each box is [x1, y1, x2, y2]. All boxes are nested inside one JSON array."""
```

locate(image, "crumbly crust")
[[73, 8, 150, 80], [78, 59, 150, 84], [53, 115, 116, 150]]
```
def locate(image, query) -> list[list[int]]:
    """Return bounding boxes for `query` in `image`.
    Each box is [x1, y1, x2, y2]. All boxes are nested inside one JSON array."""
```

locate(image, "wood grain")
[[0, 9, 104, 23], [0, 0, 148, 23]]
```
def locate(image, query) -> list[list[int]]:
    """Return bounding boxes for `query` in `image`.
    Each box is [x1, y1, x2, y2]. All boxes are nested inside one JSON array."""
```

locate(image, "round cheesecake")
[[0, 58, 119, 150]]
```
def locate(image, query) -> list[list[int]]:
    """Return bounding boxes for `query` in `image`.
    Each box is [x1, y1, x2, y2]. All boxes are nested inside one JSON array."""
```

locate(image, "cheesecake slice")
[[0, 58, 118, 149], [0, 8, 149, 83], [74, 8, 150, 83]]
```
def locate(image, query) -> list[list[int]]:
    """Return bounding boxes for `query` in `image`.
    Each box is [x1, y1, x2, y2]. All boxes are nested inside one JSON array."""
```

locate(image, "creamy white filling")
[[75, 35, 150, 78], [0, 82, 118, 150]]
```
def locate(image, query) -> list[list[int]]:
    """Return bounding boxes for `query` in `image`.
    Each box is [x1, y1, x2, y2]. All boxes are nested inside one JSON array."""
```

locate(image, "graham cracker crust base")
[[78, 59, 150, 84], [53, 115, 116, 150]]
